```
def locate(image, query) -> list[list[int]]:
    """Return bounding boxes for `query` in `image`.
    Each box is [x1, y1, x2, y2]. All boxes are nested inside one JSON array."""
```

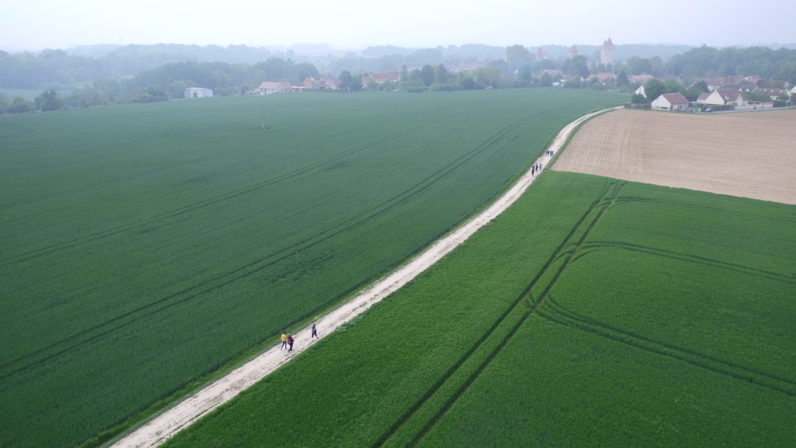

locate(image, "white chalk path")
[[111, 109, 608, 448]]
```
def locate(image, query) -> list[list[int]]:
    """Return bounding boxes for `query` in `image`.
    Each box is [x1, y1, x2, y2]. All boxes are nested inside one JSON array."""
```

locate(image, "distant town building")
[[536, 48, 549, 61], [301, 77, 340, 90], [697, 89, 749, 106], [651, 92, 689, 111], [370, 73, 392, 83], [700, 75, 761, 91], [629, 74, 654, 85], [592, 73, 616, 82], [317, 77, 340, 90], [386, 71, 402, 82], [255, 81, 291, 94], [184, 87, 213, 98], [542, 69, 563, 78], [752, 87, 789, 100], [601, 38, 615, 66], [569, 45, 578, 58], [456, 62, 487, 72]]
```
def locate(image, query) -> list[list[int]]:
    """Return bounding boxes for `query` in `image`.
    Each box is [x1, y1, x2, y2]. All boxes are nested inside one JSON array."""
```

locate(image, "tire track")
[[0, 112, 546, 380], [108, 109, 611, 448], [375, 181, 624, 448], [539, 299, 796, 397], [1, 118, 447, 266], [576, 241, 796, 284], [0, 139, 275, 209], [611, 196, 796, 225]]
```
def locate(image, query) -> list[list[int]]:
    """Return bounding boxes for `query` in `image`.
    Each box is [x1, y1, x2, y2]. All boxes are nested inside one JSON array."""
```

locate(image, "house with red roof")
[[302, 77, 319, 89], [536, 48, 549, 61], [370, 72, 392, 83], [651, 92, 689, 111], [595, 72, 616, 82], [386, 71, 402, 82], [317, 77, 340, 90]]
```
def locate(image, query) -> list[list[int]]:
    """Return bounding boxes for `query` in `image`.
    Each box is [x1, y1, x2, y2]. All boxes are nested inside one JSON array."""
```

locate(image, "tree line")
[[0, 58, 321, 114]]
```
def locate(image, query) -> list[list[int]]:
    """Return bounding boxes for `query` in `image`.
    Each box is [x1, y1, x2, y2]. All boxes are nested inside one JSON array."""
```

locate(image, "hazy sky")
[[1, 0, 792, 51]]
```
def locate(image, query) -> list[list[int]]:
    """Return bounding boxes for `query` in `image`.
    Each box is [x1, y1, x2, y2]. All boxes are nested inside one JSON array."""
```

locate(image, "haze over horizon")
[[1, 0, 793, 53]]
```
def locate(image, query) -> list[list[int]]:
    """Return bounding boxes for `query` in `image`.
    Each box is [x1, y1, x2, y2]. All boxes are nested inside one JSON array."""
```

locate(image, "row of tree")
[[3, 43, 795, 96], [0, 58, 325, 112], [0, 45, 290, 89], [505, 44, 796, 85]]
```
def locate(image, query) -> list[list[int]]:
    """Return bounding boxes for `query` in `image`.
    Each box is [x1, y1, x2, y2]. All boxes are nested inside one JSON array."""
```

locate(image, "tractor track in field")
[[384, 180, 625, 448], [611, 197, 796, 225], [1, 117, 447, 261], [105, 108, 611, 448], [576, 241, 796, 285], [0, 109, 553, 381], [0, 140, 272, 209], [539, 298, 796, 394], [389, 177, 796, 446]]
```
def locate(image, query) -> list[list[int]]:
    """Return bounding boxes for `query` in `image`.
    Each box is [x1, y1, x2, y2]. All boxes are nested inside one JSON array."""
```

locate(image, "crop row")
[[160, 172, 617, 448], [162, 172, 796, 447], [0, 89, 625, 448]]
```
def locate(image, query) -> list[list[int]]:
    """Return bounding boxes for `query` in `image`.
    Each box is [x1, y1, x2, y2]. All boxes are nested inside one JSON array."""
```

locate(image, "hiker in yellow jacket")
[[280, 332, 288, 350]]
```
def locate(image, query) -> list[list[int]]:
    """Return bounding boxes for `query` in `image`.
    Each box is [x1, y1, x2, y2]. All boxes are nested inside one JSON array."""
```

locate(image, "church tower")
[[601, 37, 615, 66]]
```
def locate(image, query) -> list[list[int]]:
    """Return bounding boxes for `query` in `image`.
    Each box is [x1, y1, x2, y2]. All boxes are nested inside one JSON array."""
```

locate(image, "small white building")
[[697, 89, 748, 106], [634, 85, 646, 98], [651, 92, 689, 111], [184, 87, 213, 98]]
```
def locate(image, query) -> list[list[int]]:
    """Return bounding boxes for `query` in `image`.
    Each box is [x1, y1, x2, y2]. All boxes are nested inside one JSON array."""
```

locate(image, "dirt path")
[[109, 109, 608, 448]]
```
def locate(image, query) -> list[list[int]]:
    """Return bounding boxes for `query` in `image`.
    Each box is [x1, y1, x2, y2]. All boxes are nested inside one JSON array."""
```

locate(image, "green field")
[[0, 89, 622, 448], [162, 172, 796, 448]]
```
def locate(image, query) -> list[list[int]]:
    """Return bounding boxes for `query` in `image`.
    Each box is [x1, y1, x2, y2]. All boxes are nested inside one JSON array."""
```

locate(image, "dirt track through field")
[[552, 108, 796, 205], [108, 110, 608, 448]]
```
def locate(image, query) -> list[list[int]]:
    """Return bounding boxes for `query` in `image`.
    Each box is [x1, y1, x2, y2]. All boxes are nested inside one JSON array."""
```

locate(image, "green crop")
[[162, 172, 796, 448], [419, 177, 796, 447], [0, 89, 624, 448]]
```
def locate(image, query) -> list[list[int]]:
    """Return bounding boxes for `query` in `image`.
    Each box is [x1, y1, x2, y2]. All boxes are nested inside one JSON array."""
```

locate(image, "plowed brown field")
[[552, 108, 796, 205]]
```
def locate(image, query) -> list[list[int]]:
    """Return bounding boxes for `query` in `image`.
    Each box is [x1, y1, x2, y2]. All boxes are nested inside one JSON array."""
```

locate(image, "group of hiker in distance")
[[280, 324, 319, 352], [531, 150, 555, 177], [531, 151, 555, 177]]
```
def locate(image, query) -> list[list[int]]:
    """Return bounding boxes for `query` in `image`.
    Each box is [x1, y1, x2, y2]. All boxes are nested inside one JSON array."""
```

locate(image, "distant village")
[[4, 39, 792, 114], [204, 38, 793, 114]]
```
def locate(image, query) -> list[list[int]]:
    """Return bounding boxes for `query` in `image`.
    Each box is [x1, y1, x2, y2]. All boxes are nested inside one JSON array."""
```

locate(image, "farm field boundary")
[[160, 172, 796, 448], [411, 176, 796, 447], [551, 108, 796, 205], [108, 107, 611, 448], [2, 90, 629, 448]]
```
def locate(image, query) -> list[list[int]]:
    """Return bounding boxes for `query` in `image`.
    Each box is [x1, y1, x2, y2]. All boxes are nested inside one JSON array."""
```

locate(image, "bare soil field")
[[552, 108, 796, 205]]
